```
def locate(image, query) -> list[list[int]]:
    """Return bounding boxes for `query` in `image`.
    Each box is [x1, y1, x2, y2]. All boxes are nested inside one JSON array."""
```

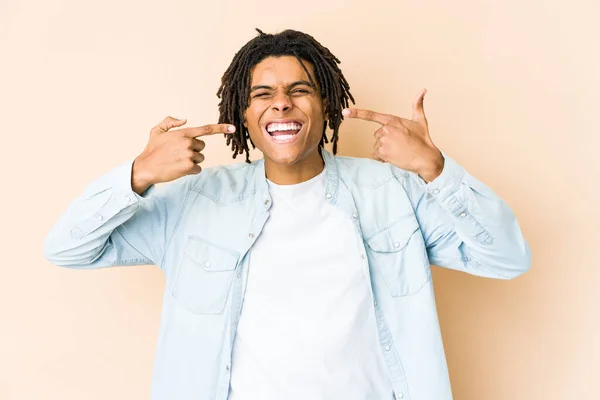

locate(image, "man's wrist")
[[131, 158, 155, 195], [417, 152, 445, 183]]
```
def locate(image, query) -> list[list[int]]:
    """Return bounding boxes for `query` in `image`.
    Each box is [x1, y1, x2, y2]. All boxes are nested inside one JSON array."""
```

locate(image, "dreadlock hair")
[[216, 28, 355, 163]]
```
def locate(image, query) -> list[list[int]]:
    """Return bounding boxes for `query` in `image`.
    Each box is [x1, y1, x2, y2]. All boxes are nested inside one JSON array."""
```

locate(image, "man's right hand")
[[131, 116, 236, 194]]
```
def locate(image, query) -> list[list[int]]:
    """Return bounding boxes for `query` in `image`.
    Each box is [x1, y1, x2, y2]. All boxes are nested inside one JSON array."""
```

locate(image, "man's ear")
[[322, 97, 329, 120], [243, 111, 248, 127]]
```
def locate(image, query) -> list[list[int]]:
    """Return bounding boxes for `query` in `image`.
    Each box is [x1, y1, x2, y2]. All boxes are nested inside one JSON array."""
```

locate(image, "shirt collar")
[[252, 148, 340, 209]]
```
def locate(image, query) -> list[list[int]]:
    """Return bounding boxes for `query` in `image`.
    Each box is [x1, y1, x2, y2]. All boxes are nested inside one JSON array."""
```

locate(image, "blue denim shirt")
[[44, 149, 531, 400]]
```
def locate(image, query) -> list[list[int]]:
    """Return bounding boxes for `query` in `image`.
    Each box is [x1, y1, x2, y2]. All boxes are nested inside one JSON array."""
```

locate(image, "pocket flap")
[[365, 218, 419, 253], [182, 236, 239, 272]]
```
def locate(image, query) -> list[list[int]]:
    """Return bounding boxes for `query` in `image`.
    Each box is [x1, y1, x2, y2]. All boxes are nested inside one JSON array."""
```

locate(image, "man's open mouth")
[[265, 121, 303, 142]]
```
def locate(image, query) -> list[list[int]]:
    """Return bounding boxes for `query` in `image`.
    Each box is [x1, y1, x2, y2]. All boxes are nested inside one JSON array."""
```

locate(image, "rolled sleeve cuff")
[[112, 159, 156, 200], [69, 160, 155, 240], [419, 154, 465, 202]]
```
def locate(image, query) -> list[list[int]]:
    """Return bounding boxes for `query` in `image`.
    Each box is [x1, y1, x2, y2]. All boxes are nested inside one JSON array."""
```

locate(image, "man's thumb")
[[411, 89, 427, 122], [154, 116, 187, 134]]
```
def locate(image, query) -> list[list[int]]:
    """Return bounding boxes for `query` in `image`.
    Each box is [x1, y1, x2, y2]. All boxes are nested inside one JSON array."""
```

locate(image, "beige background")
[[1, 0, 598, 399]]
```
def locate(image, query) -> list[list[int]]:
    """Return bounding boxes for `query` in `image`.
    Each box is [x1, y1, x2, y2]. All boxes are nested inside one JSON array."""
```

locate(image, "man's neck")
[[264, 152, 325, 185]]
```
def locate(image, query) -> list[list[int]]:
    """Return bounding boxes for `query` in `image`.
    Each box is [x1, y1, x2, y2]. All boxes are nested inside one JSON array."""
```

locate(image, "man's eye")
[[252, 93, 270, 98], [292, 89, 310, 94]]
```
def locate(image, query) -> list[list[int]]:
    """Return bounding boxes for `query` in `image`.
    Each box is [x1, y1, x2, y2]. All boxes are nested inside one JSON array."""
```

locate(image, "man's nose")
[[271, 92, 292, 112]]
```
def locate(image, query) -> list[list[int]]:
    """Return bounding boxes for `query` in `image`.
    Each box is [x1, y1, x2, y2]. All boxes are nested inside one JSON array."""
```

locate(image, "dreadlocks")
[[216, 29, 355, 163]]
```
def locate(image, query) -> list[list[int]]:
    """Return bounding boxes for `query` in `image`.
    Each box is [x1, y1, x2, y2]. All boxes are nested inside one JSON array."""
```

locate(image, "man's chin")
[[259, 142, 322, 168], [263, 152, 301, 166]]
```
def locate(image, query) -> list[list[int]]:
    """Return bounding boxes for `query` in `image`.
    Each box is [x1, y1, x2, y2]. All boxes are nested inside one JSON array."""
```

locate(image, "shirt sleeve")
[[43, 160, 191, 271], [399, 154, 532, 279]]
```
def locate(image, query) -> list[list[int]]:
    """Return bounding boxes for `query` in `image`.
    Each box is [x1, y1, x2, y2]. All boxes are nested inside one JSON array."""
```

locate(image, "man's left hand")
[[342, 89, 444, 182]]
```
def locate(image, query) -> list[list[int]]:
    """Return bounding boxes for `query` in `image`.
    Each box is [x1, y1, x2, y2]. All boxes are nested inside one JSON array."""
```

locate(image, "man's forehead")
[[250, 56, 314, 85]]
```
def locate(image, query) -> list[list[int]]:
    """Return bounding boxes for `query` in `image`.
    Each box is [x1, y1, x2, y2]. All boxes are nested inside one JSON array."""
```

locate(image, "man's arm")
[[400, 155, 531, 279], [44, 116, 236, 270], [343, 90, 531, 278], [43, 160, 190, 269]]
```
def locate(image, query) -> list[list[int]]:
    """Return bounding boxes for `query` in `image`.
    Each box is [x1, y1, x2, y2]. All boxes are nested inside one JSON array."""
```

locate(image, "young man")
[[44, 29, 531, 400]]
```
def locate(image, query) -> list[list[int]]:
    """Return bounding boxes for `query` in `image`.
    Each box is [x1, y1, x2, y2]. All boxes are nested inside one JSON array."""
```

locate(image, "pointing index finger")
[[181, 124, 236, 138], [342, 108, 393, 126]]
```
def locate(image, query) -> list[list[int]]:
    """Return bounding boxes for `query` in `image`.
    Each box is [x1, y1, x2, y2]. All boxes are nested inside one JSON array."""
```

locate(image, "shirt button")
[[264, 199, 270, 205], [205, 262, 211, 268], [393, 242, 400, 248], [459, 212, 467, 218], [397, 393, 404, 399], [125, 196, 131, 203], [325, 193, 332, 199], [360, 255, 365, 260], [96, 214, 103, 221], [225, 365, 230, 371], [432, 189, 440, 195], [373, 300, 377, 307], [249, 233, 254, 239], [384, 345, 390, 351], [352, 213, 358, 219]]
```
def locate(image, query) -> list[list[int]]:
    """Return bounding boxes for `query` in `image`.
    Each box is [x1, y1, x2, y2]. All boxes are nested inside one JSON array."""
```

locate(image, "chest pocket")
[[172, 236, 240, 315], [365, 216, 431, 297]]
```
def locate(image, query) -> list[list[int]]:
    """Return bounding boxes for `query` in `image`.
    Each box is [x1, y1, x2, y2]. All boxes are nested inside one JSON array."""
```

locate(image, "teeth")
[[267, 122, 302, 133], [272, 134, 295, 141]]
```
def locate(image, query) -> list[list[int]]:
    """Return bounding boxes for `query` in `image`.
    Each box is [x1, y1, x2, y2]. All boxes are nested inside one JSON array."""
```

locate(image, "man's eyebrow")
[[288, 80, 314, 89], [249, 80, 315, 92], [250, 85, 272, 92]]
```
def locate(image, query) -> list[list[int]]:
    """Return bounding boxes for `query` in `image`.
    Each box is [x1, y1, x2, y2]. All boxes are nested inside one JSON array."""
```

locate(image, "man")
[[44, 29, 531, 400]]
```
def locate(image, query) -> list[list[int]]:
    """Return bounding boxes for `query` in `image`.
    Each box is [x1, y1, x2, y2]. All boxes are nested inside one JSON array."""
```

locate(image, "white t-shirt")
[[228, 167, 394, 400]]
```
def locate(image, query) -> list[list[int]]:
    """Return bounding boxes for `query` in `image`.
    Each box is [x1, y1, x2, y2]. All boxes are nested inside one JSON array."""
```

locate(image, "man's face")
[[244, 56, 326, 167]]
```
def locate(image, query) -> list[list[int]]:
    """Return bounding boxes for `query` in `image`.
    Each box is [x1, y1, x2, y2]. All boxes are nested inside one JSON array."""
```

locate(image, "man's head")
[[217, 29, 354, 165]]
